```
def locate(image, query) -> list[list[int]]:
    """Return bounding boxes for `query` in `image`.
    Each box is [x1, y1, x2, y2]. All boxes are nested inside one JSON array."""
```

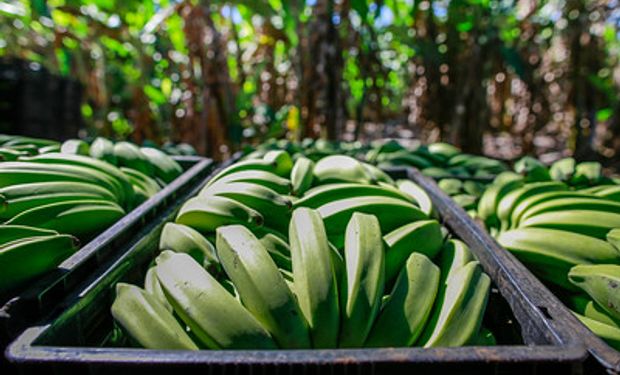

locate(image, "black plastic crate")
[[0, 156, 214, 347], [5, 165, 588, 374], [399, 167, 620, 374]]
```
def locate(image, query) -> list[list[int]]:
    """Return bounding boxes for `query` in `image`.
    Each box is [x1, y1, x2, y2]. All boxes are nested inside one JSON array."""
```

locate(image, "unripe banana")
[[438, 178, 463, 196], [496, 181, 567, 229], [509, 191, 588, 228], [263, 150, 294, 177], [376, 152, 433, 169], [0, 225, 58, 244], [0, 181, 117, 203], [111, 283, 197, 350], [362, 163, 395, 185], [497, 228, 620, 289], [519, 210, 620, 240], [90, 137, 117, 165], [159, 223, 218, 268], [121, 167, 162, 197], [573, 312, 620, 351], [140, 147, 183, 183], [114, 141, 154, 177], [549, 157, 575, 182], [216, 225, 310, 348], [396, 179, 435, 217], [208, 170, 291, 195], [207, 159, 281, 187], [289, 208, 339, 348], [516, 197, 620, 227], [260, 233, 292, 271], [294, 182, 412, 210], [313, 155, 372, 185], [569, 264, 620, 321], [609, 229, 620, 252], [0, 234, 79, 294], [61, 139, 90, 155], [438, 239, 475, 283], [582, 300, 620, 328], [365, 253, 440, 347], [317, 196, 427, 248], [0, 192, 110, 221], [290, 157, 315, 196], [418, 261, 490, 347], [144, 266, 173, 312], [384, 220, 443, 283], [339, 213, 385, 347], [175, 196, 263, 233], [155, 251, 277, 349], [595, 186, 620, 202], [200, 182, 291, 233], [513, 156, 551, 182], [571, 161, 602, 186]]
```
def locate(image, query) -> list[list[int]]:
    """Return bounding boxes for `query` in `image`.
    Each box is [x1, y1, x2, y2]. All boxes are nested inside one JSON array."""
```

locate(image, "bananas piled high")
[[479, 156, 620, 350], [112, 150, 493, 350], [0, 134, 184, 295]]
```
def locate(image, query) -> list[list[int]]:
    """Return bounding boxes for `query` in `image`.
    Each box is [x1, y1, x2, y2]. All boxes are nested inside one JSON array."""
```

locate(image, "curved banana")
[[289, 208, 339, 348], [418, 261, 490, 347], [90, 137, 117, 165], [362, 163, 395, 185], [438, 239, 475, 282], [260, 233, 292, 271], [516, 197, 620, 227], [0, 225, 58, 244], [216, 225, 310, 348], [497, 228, 620, 289], [571, 161, 602, 186], [317, 196, 427, 248], [155, 251, 277, 349], [60, 139, 90, 155], [513, 156, 551, 182], [294, 182, 412, 210], [496, 181, 567, 229], [175, 196, 263, 233], [121, 167, 162, 198], [569, 264, 620, 321], [573, 312, 620, 351], [144, 266, 173, 312], [111, 283, 198, 350], [595, 186, 620, 202], [519, 210, 620, 240], [114, 141, 154, 177], [140, 147, 183, 183], [509, 191, 588, 228], [610, 228, 620, 252], [313, 155, 371, 185], [365, 253, 440, 347], [159, 222, 218, 268], [339, 213, 385, 347], [384, 220, 443, 283], [396, 179, 435, 217], [207, 159, 281, 187], [263, 150, 294, 177], [290, 157, 315, 196], [200, 182, 291, 232], [549, 157, 575, 182], [208, 169, 291, 195], [0, 234, 79, 294]]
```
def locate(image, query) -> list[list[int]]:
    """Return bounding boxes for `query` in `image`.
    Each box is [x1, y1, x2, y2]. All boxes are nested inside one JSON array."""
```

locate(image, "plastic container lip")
[[5, 164, 589, 371], [396, 167, 619, 373], [0, 155, 216, 344]]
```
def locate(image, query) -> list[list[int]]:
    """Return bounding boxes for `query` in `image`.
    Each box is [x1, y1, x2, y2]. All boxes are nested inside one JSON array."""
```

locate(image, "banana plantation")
[[1, 1, 620, 374]]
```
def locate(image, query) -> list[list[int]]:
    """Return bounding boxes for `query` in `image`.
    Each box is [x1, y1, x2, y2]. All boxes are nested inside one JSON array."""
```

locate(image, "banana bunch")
[[478, 156, 620, 350], [111, 149, 494, 350], [437, 178, 485, 217]]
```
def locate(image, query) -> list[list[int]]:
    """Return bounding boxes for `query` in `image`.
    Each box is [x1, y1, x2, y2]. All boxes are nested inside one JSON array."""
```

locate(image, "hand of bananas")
[[0, 134, 184, 295], [112, 150, 493, 350], [477, 155, 620, 350]]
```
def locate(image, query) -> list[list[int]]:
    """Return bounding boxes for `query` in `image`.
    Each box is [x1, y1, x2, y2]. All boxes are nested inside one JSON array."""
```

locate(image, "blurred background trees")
[[0, 0, 619, 166]]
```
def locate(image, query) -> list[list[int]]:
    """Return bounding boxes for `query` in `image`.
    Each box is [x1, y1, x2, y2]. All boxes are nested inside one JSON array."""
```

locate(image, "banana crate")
[[0, 156, 215, 348], [5, 166, 588, 375]]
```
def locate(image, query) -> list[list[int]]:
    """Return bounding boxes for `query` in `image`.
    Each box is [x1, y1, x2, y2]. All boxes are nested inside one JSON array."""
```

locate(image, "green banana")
[[208, 169, 291, 195], [438, 179, 463, 196], [365, 253, 440, 347], [339, 213, 385, 347], [155, 251, 276, 349], [384, 220, 443, 283], [418, 261, 490, 347], [317, 196, 427, 248], [438, 240, 475, 282], [519, 210, 620, 240], [38, 144, 61, 154], [569, 264, 620, 321], [571, 161, 602, 186], [609, 229, 620, 252], [144, 266, 173, 312], [5, 199, 125, 240], [290, 157, 315, 196], [216, 225, 310, 348], [508, 191, 588, 227], [516, 197, 620, 227], [60, 139, 90, 155], [159, 222, 218, 268], [175, 196, 263, 233], [121, 167, 162, 198], [0, 192, 110, 221], [288, 208, 339, 348], [208, 160, 285, 187], [111, 283, 198, 350], [140, 147, 183, 183], [263, 150, 294, 177], [452, 194, 477, 210], [496, 181, 567, 228], [90, 137, 117, 165], [549, 157, 575, 182], [376, 152, 433, 169], [0, 225, 58, 244], [573, 312, 620, 351], [114, 141, 154, 177], [0, 147, 26, 161], [363, 163, 395, 185], [260, 233, 292, 271], [313, 155, 371, 184], [200, 182, 291, 232], [396, 179, 434, 217], [294, 182, 412, 209], [582, 300, 620, 328], [514, 156, 551, 182], [497, 228, 620, 289], [595, 186, 620, 202], [0, 234, 79, 294]]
